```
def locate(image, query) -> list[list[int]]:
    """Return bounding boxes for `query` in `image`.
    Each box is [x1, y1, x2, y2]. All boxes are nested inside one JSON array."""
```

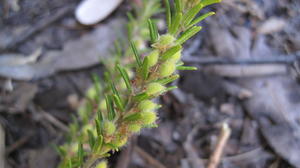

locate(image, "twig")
[[207, 123, 231, 168], [183, 124, 205, 168], [2, 5, 75, 51], [5, 133, 33, 155], [183, 51, 300, 65], [40, 110, 69, 132], [134, 146, 167, 168]]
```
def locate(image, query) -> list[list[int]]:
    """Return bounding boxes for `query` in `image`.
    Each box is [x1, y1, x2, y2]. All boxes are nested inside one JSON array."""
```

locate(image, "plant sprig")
[[58, 0, 221, 167]]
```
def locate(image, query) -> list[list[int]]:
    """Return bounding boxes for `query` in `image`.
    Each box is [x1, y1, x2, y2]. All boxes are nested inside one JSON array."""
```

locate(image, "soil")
[[1, 0, 300, 168]]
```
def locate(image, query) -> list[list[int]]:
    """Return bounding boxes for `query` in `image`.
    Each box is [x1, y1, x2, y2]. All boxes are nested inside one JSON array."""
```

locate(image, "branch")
[[183, 51, 300, 65]]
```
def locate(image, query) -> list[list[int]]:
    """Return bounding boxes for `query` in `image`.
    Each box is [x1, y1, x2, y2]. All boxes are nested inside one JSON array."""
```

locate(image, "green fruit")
[[158, 34, 175, 46], [128, 124, 142, 133], [138, 100, 157, 111], [95, 161, 107, 168], [147, 50, 160, 67], [146, 83, 165, 95], [103, 121, 116, 135], [158, 61, 176, 78], [169, 50, 182, 63], [140, 111, 157, 125]]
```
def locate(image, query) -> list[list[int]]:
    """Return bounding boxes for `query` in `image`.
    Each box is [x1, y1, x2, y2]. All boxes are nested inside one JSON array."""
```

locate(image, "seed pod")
[[145, 82, 165, 95], [158, 34, 175, 46], [158, 61, 176, 78], [147, 50, 160, 67], [99, 100, 107, 111], [95, 161, 107, 168], [169, 50, 182, 63], [140, 111, 157, 125], [128, 124, 142, 133], [103, 121, 116, 135], [138, 100, 157, 111]]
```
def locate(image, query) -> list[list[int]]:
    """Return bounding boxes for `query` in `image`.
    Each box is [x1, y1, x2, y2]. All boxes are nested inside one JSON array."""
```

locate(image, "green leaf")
[[170, 12, 183, 35], [126, 12, 135, 23], [155, 74, 180, 85], [174, 0, 183, 13], [176, 26, 202, 45], [133, 92, 150, 102], [183, 3, 204, 27], [68, 159, 72, 168], [110, 81, 123, 106], [113, 94, 125, 111], [176, 65, 198, 70], [165, 85, 178, 91], [124, 113, 142, 122], [161, 45, 182, 60], [87, 130, 96, 149], [130, 42, 142, 66], [105, 95, 116, 121], [77, 143, 84, 165], [92, 135, 103, 152], [95, 119, 102, 136], [54, 146, 66, 157], [141, 56, 150, 80], [189, 12, 215, 27], [91, 73, 101, 101], [116, 64, 132, 92], [200, 0, 222, 7], [164, 0, 172, 30], [96, 106, 103, 122], [147, 19, 159, 43]]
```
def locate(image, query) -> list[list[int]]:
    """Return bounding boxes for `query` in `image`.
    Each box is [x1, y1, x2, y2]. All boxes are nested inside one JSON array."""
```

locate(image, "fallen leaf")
[[0, 18, 125, 80]]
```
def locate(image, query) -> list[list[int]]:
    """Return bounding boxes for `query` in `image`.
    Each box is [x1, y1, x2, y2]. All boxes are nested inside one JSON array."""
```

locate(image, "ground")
[[0, 0, 300, 168]]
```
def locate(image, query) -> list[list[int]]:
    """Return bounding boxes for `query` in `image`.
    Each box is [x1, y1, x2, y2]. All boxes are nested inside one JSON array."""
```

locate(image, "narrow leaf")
[[113, 94, 125, 111], [126, 12, 135, 23], [176, 65, 198, 70], [170, 12, 183, 35], [148, 19, 159, 43], [161, 45, 182, 60], [174, 0, 183, 12], [91, 73, 101, 101], [116, 64, 132, 92], [133, 92, 150, 102], [156, 74, 180, 85], [200, 0, 222, 7], [96, 107, 103, 122], [164, 0, 172, 30], [176, 26, 202, 45], [124, 113, 142, 122], [87, 130, 96, 149], [105, 95, 116, 121], [110, 81, 123, 105], [165, 86, 178, 91], [77, 143, 84, 165], [92, 135, 103, 152], [141, 56, 150, 80], [95, 119, 102, 136], [55, 146, 66, 157], [189, 12, 215, 27], [183, 3, 204, 27], [130, 42, 142, 66]]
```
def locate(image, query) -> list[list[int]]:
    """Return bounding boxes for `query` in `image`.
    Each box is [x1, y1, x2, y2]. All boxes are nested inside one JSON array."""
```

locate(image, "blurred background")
[[0, 0, 300, 167]]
